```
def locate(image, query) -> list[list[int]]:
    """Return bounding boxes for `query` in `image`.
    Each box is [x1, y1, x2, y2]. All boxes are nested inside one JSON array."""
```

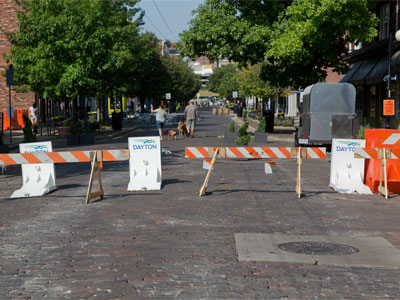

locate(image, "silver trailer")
[[295, 83, 356, 147]]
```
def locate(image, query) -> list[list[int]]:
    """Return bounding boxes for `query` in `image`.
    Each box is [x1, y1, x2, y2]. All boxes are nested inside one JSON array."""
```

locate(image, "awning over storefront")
[[340, 56, 389, 85]]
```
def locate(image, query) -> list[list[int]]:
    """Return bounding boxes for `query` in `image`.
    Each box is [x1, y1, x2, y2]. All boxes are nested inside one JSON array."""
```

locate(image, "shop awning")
[[340, 56, 389, 85]]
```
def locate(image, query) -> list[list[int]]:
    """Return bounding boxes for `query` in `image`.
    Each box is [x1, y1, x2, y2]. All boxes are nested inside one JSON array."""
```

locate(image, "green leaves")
[[180, 0, 378, 89], [6, 0, 145, 100]]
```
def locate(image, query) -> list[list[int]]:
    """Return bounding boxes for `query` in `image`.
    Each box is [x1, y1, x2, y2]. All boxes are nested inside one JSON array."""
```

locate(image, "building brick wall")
[[0, 0, 35, 113], [325, 68, 344, 83]]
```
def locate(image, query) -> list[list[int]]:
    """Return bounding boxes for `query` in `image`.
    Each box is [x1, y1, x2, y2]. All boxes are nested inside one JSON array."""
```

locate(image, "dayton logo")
[[24, 145, 49, 153], [336, 141, 361, 152], [132, 139, 158, 150]]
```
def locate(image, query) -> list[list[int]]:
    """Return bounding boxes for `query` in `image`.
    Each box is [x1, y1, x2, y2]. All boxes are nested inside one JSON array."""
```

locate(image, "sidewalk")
[[1, 120, 136, 151]]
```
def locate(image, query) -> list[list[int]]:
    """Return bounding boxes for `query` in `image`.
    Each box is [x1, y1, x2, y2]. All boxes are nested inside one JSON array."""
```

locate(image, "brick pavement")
[[1, 110, 400, 299]]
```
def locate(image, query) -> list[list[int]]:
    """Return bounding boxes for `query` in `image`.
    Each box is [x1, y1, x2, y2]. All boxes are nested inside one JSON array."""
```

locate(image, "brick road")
[[1, 111, 400, 299]]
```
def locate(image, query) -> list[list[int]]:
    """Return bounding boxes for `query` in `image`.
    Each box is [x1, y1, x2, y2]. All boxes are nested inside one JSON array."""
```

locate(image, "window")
[[379, 3, 390, 41]]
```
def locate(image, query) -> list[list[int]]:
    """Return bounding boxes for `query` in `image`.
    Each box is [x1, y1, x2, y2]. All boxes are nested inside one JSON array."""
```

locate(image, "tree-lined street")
[[1, 111, 400, 299]]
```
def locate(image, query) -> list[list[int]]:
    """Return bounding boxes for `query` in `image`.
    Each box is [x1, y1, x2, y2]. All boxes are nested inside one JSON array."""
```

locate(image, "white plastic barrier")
[[329, 139, 371, 194], [128, 136, 162, 191], [11, 141, 57, 198]]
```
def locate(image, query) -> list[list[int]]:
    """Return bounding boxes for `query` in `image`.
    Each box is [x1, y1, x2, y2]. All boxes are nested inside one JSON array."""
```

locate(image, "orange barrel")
[[17, 109, 25, 128], [3, 110, 10, 130], [365, 129, 400, 193]]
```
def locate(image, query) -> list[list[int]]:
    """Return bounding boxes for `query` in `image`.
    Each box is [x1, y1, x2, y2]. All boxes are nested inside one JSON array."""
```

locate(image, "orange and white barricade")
[[355, 147, 400, 199], [185, 146, 326, 197], [1, 148, 129, 204]]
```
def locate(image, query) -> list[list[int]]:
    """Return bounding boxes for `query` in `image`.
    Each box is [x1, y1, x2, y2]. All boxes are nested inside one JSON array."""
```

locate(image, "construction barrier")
[[128, 136, 162, 191], [1, 148, 129, 203], [329, 139, 371, 194], [185, 146, 326, 197], [2, 109, 25, 130], [11, 142, 56, 198], [355, 147, 400, 199], [364, 129, 400, 194]]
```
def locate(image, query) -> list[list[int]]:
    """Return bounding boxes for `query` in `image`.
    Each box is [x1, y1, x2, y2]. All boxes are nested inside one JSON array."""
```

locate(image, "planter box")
[[67, 134, 80, 145], [224, 131, 237, 143], [0, 144, 10, 153], [58, 127, 69, 139], [254, 132, 268, 144], [80, 133, 95, 145]]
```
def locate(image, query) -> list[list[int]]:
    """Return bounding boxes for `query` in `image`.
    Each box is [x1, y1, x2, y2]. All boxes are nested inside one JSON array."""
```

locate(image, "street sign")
[[232, 91, 238, 98], [6, 64, 13, 86], [166, 93, 171, 100], [7, 106, 14, 118], [383, 99, 395, 116]]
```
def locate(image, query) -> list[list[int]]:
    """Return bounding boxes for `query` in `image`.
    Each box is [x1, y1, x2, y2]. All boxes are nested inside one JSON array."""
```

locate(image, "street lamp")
[[384, 30, 400, 128]]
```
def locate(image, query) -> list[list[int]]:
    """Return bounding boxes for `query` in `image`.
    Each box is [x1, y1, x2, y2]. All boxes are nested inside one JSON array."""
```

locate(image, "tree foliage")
[[162, 56, 201, 103], [5, 0, 146, 100], [238, 64, 275, 99], [206, 64, 239, 99], [179, 0, 378, 88]]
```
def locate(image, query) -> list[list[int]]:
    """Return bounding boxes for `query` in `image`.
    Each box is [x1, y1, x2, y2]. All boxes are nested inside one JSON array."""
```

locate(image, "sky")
[[138, 0, 204, 42]]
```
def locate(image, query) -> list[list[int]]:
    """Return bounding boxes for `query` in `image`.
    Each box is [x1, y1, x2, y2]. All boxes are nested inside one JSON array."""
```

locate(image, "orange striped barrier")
[[2, 149, 129, 204], [355, 147, 400, 199], [354, 147, 400, 160], [0, 149, 129, 165], [185, 147, 326, 159], [186, 147, 327, 198]]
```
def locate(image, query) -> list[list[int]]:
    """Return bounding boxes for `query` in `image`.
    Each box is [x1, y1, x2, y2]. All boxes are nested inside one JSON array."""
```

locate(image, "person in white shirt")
[[150, 103, 167, 140], [29, 102, 38, 134]]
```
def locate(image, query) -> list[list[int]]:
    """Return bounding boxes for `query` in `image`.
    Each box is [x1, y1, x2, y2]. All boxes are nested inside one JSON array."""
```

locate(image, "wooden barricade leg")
[[294, 147, 307, 199], [199, 148, 219, 197], [378, 149, 389, 199], [86, 151, 104, 204], [296, 147, 302, 198]]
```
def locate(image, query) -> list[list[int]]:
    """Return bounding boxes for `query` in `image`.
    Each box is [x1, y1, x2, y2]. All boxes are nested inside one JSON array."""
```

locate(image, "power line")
[[152, 0, 178, 41], [138, 4, 168, 40]]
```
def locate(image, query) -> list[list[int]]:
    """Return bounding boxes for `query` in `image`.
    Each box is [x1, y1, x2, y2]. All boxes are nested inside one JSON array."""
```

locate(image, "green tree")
[[162, 56, 201, 104], [206, 64, 239, 99], [238, 64, 275, 99], [5, 0, 145, 101], [179, 0, 378, 88]]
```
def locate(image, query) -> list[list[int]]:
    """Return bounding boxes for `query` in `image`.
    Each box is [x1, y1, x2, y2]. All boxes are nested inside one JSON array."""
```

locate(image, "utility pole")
[[6, 64, 14, 144]]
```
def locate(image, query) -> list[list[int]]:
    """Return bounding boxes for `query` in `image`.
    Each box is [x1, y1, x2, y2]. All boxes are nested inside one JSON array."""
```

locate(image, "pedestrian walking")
[[29, 102, 38, 134], [184, 100, 200, 138], [151, 103, 167, 140]]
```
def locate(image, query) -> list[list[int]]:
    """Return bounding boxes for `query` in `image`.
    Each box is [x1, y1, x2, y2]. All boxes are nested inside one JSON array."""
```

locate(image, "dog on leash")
[[177, 121, 189, 136], [167, 129, 177, 140]]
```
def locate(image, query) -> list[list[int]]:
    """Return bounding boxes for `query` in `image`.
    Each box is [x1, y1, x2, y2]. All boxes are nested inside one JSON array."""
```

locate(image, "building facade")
[[0, 0, 35, 113], [341, 0, 400, 129]]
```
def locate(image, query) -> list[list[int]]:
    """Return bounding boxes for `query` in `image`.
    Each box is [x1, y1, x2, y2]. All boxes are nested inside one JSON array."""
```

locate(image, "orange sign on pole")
[[384, 99, 395, 116]]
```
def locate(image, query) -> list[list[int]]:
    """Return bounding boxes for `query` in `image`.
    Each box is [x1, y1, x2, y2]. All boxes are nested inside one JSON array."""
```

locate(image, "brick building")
[[0, 0, 35, 113]]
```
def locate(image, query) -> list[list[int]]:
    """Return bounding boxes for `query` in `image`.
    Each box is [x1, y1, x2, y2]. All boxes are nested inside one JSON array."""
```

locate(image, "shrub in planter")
[[357, 123, 371, 139], [58, 118, 70, 139], [67, 119, 80, 145], [236, 121, 250, 145], [242, 109, 248, 121], [80, 117, 95, 145], [254, 117, 268, 143], [225, 120, 236, 143], [22, 115, 37, 143]]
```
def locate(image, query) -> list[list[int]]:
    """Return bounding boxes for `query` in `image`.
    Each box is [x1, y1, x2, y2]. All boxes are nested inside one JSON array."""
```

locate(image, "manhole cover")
[[278, 242, 360, 256]]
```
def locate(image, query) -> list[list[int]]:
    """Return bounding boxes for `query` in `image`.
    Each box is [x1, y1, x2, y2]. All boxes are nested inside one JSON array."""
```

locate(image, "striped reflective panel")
[[185, 147, 326, 159], [354, 148, 400, 159], [0, 150, 130, 165]]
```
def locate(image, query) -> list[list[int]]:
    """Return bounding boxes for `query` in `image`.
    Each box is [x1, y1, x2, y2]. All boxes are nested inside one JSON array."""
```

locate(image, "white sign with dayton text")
[[128, 136, 162, 191]]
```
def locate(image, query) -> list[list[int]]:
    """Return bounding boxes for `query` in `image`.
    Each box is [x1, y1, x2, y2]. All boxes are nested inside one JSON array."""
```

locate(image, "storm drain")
[[235, 233, 400, 268], [278, 242, 359, 256]]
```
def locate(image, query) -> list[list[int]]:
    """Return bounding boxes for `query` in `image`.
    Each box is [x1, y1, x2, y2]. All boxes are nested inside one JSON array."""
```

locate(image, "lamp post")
[[385, 30, 400, 128]]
